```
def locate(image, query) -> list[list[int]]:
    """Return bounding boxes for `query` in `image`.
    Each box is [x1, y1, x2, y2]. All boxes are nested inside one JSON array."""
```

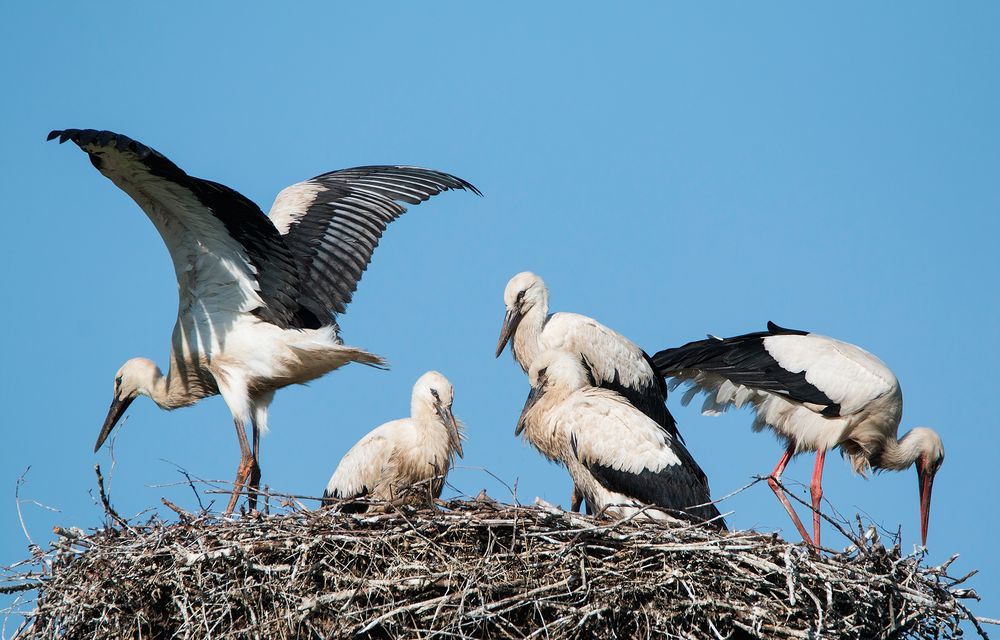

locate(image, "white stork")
[[651, 321, 944, 547], [50, 128, 480, 514], [517, 351, 724, 527], [495, 272, 685, 509], [323, 371, 464, 509]]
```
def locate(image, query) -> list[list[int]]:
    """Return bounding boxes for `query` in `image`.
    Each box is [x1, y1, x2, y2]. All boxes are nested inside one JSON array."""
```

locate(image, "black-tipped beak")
[[495, 307, 523, 358], [515, 384, 544, 436], [95, 394, 134, 453], [917, 462, 936, 546], [437, 404, 463, 458]]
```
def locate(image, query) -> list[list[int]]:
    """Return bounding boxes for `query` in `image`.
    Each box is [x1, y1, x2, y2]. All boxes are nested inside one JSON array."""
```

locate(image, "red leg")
[[767, 444, 813, 546], [810, 449, 827, 548], [225, 420, 256, 515]]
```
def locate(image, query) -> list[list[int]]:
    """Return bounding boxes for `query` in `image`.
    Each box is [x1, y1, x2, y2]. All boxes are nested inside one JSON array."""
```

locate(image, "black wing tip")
[[320, 165, 484, 198], [766, 320, 809, 336], [369, 165, 484, 197], [46, 127, 154, 158], [454, 175, 484, 197]]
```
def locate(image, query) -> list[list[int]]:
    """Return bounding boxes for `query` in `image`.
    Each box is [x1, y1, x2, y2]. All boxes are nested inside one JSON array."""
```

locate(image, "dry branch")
[[2, 495, 988, 639]]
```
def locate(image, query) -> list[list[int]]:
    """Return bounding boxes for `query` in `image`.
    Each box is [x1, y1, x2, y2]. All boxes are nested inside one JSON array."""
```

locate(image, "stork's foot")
[[225, 453, 259, 514]]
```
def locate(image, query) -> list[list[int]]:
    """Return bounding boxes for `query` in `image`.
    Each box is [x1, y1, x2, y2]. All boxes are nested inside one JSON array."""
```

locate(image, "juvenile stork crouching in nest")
[[323, 371, 465, 510], [50, 128, 480, 514], [517, 351, 724, 527], [652, 321, 944, 548]]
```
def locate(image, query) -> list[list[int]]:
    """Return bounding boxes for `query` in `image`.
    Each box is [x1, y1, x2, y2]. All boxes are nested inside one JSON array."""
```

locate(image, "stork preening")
[[50, 128, 479, 514], [652, 322, 944, 548], [323, 371, 464, 509], [517, 351, 724, 527], [495, 272, 685, 509]]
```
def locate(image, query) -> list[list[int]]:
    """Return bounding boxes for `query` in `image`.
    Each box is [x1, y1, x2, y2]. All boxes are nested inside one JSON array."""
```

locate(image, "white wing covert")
[[49, 129, 305, 328]]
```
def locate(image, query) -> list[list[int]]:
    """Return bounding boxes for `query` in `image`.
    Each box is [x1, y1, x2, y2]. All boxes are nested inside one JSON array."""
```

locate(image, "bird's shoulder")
[[542, 313, 651, 384], [764, 334, 899, 412]]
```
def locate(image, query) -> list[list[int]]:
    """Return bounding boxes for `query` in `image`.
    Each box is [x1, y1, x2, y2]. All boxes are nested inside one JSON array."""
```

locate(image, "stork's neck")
[[133, 363, 173, 409], [519, 386, 571, 461], [512, 303, 549, 374], [411, 405, 463, 462], [873, 429, 927, 471], [412, 401, 438, 424], [144, 359, 210, 410]]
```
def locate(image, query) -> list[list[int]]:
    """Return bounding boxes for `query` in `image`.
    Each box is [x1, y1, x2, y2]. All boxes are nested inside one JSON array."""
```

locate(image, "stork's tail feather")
[[351, 350, 389, 370]]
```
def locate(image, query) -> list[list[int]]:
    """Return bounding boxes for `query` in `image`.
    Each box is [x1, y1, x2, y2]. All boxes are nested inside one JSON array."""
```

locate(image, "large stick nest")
[[3, 493, 986, 639]]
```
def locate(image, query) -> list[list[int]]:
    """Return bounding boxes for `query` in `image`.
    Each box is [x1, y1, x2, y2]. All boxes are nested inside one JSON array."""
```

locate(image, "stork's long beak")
[[95, 394, 135, 453], [436, 404, 464, 458], [515, 384, 544, 436], [495, 307, 523, 358], [917, 462, 936, 546]]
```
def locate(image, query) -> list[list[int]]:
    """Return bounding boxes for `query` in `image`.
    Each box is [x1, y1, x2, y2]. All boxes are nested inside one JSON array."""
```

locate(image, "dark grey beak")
[[917, 461, 936, 546], [515, 384, 544, 436], [495, 307, 523, 358], [95, 394, 135, 453], [436, 403, 464, 458]]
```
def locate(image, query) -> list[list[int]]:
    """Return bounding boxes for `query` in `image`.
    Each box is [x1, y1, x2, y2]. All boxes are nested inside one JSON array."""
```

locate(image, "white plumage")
[[324, 371, 464, 508], [495, 272, 680, 509], [652, 321, 944, 547], [51, 128, 479, 513], [516, 351, 724, 526]]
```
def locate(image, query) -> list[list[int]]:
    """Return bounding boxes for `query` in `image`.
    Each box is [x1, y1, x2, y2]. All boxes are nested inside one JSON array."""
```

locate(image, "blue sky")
[[1, 2, 998, 631]]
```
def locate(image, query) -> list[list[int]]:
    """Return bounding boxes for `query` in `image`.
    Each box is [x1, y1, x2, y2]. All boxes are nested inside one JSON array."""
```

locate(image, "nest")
[[3, 485, 988, 640]]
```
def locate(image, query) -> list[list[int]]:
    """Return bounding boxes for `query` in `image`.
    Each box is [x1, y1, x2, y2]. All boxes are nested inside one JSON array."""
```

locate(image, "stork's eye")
[[115, 376, 123, 388], [536, 367, 548, 385], [431, 389, 440, 400], [515, 290, 525, 304]]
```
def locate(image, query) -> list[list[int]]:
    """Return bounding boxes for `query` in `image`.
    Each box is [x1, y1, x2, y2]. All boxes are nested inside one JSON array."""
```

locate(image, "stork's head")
[[516, 350, 590, 435], [95, 358, 158, 453], [412, 371, 464, 458], [495, 271, 549, 358], [909, 427, 945, 546]]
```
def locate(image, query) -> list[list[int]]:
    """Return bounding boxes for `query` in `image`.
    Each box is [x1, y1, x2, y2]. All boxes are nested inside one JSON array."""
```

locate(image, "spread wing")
[[49, 129, 307, 328], [268, 166, 481, 322]]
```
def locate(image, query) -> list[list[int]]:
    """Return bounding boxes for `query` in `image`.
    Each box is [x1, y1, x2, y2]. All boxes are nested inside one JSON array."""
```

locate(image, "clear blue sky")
[[1, 2, 997, 631]]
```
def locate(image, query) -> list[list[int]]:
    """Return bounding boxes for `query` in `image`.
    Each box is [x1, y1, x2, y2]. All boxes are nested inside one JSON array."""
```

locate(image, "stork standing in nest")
[[50, 128, 480, 514], [517, 351, 724, 527], [652, 321, 944, 547], [495, 272, 684, 510], [323, 371, 464, 510]]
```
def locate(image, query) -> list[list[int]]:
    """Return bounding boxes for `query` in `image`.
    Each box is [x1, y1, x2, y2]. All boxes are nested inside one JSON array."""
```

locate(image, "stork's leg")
[[225, 419, 256, 515], [246, 423, 262, 512], [570, 485, 583, 513], [767, 444, 813, 546], [247, 392, 272, 514], [810, 449, 827, 548]]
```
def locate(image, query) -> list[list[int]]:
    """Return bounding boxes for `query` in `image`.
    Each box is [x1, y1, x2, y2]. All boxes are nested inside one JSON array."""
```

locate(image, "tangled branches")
[[3, 494, 987, 639]]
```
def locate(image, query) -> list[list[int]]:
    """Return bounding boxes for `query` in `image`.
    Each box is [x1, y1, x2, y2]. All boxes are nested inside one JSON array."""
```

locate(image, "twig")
[[161, 498, 192, 519], [94, 464, 128, 528], [14, 467, 38, 553]]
